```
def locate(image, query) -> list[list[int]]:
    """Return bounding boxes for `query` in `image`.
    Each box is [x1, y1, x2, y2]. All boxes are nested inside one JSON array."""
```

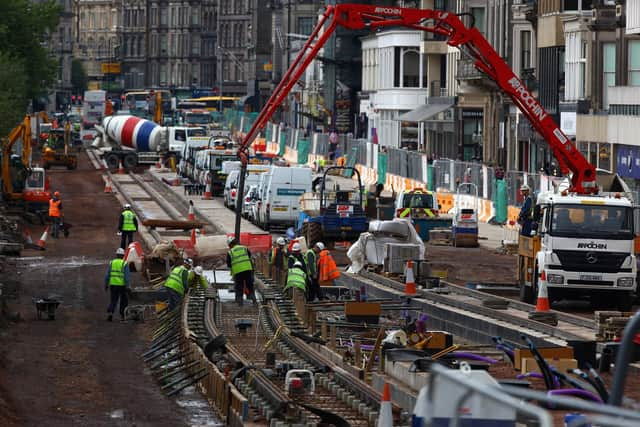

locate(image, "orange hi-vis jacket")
[[318, 250, 340, 282], [49, 198, 61, 217]]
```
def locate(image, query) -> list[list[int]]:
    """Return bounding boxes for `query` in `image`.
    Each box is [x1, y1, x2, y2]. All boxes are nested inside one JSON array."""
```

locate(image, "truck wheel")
[[105, 154, 120, 170], [615, 293, 634, 312], [123, 154, 137, 169]]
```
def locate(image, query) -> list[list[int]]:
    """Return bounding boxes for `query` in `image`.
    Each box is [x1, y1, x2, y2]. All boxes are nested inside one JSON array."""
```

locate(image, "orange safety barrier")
[[226, 232, 273, 254], [437, 193, 455, 214]]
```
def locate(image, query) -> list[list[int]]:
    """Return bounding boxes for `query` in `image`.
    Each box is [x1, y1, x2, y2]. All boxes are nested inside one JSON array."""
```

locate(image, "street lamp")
[[217, 45, 223, 113]]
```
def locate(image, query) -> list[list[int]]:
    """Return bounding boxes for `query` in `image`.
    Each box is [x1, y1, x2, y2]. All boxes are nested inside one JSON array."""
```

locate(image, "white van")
[[224, 164, 272, 209], [177, 136, 212, 178], [257, 166, 312, 230]]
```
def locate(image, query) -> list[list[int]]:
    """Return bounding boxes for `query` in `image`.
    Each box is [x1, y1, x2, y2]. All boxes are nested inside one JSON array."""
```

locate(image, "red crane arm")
[[236, 4, 596, 232]]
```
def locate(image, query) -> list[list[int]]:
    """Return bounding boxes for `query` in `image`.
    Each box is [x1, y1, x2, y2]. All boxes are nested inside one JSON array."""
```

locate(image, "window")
[[603, 43, 616, 108], [298, 17, 314, 35], [628, 40, 640, 86], [161, 8, 168, 26], [471, 7, 485, 37], [562, 0, 593, 11], [521, 30, 531, 70], [192, 36, 200, 55]]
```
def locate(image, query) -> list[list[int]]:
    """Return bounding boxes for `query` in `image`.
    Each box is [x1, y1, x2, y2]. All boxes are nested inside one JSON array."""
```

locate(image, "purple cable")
[[496, 344, 514, 358], [519, 371, 560, 389], [548, 388, 603, 404], [450, 351, 498, 364]]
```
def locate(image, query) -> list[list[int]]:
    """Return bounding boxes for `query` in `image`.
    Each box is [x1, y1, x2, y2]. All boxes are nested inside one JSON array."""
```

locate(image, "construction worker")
[[163, 258, 193, 311], [104, 248, 130, 322], [227, 237, 257, 305], [288, 242, 306, 270], [190, 266, 209, 290], [49, 191, 62, 239], [118, 203, 139, 249], [518, 184, 534, 236], [305, 243, 323, 301], [269, 237, 288, 285], [284, 261, 308, 297], [317, 242, 340, 286]]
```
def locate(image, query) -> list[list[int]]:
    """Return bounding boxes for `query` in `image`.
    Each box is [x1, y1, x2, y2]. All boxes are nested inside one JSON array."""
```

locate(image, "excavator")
[[1, 115, 51, 212], [232, 4, 636, 310], [41, 119, 78, 170]]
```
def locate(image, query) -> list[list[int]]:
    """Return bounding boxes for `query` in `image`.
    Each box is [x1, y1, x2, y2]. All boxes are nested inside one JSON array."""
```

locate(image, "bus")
[[184, 96, 240, 112], [81, 90, 106, 129], [123, 89, 172, 113]]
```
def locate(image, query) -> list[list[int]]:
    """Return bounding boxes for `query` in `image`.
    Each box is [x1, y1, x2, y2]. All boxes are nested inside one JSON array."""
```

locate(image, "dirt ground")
[[426, 243, 516, 285], [0, 153, 190, 426]]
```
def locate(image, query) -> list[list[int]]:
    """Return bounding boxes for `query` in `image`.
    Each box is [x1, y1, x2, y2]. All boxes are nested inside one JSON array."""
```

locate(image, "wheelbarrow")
[[33, 298, 61, 320]]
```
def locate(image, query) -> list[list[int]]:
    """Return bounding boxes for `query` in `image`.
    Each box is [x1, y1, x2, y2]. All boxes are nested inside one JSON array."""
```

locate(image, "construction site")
[[3, 4, 640, 427]]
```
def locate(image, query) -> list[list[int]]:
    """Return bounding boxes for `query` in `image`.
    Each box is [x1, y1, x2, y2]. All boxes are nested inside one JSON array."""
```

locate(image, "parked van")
[[198, 149, 237, 195], [224, 164, 272, 209], [177, 135, 213, 178], [256, 166, 312, 229]]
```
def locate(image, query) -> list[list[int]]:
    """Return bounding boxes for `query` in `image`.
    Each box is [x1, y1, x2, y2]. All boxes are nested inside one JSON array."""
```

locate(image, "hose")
[[548, 388, 603, 404], [449, 351, 498, 364]]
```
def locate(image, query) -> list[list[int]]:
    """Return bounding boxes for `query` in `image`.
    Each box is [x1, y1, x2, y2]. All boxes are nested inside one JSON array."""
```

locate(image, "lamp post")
[[218, 45, 223, 113]]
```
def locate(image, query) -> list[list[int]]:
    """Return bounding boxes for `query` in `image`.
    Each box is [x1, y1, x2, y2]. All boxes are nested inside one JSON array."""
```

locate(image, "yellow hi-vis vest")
[[229, 245, 252, 276], [164, 266, 188, 295], [285, 267, 307, 292], [121, 209, 136, 231], [109, 258, 126, 286]]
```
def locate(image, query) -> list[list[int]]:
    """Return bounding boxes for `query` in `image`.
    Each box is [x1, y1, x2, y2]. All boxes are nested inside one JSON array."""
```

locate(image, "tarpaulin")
[[378, 153, 387, 185], [297, 138, 310, 164]]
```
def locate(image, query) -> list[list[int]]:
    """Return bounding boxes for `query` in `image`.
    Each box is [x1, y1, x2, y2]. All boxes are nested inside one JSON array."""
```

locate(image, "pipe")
[[548, 388, 603, 404]]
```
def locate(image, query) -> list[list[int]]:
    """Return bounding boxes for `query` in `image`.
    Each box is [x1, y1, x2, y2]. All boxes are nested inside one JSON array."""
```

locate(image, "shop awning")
[[397, 102, 454, 122]]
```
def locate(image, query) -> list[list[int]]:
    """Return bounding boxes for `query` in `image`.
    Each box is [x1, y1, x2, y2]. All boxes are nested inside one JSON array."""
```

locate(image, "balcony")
[[456, 58, 485, 81]]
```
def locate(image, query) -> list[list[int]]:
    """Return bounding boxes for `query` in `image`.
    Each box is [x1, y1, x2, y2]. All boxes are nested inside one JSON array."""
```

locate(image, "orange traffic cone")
[[534, 272, 551, 312], [203, 188, 212, 200], [104, 176, 114, 193], [190, 228, 197, 245], [404, 260, 417, 296], [37, 226, 50, 249], [118, 159, 125, 175], [187, 201, 195, 221], [377, 382, 393, 427]]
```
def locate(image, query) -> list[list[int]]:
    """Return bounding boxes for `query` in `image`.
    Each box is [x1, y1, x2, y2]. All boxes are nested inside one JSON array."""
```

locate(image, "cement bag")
[[150, 240, 181, 263], [346, 235, 368, 273], [195, 235, 231, 257]]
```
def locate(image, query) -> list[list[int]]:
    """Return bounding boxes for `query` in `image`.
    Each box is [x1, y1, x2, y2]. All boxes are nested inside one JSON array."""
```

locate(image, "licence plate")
[[273, 207, 288, 211], [580, 274, 603, 281], [340, 226, 352, 230]]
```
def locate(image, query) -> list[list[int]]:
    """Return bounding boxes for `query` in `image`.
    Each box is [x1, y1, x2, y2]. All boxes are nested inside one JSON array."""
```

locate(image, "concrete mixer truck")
[[92, 115, 208, 169]]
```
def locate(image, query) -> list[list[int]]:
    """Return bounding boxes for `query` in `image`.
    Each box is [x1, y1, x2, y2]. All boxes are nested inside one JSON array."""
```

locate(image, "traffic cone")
[[156, 154, 163, 169], [118, 159, 125, 175], [104, 176, 113, 193], [187, 201, 195, 221], [405, 260, 417, 296], [24, 230, 33, 245], [377, 382, 393, 427], [203, 188, 212, 200], [534, 272, 550, 312], [37, 226, 50, 249], [190, 228, 197, 245]]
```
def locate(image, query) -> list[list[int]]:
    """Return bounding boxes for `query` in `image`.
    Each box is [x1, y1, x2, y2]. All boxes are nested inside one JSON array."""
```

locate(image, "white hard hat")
[[123, 203, 131, 209], [276, 237, 286, 245], [194, 266, 203, 276], [227, 235, 236, 245], [293, 261, 303, 268], [520, 184, 530, 191], [116, 248, 125, 256], [292, 242, 301, 251], [315, 242, 325, 250], [184, 258, 194, 267]]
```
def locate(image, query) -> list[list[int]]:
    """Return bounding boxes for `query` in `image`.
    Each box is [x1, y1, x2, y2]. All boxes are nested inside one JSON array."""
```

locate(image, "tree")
[[71, 59, 88, 95], [0, 52, 28, 135], [0, 0, 61, 100]]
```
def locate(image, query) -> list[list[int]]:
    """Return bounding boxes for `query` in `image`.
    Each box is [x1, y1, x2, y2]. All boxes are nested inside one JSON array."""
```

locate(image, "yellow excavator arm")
[[2, 115, 31, 197]]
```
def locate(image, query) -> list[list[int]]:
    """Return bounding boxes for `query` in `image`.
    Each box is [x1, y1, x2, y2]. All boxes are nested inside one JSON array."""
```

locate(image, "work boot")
[[107, 314, 113, 322]]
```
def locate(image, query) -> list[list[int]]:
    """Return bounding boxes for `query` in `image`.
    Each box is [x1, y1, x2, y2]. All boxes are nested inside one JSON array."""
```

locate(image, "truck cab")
[[394, 189, 452, 241], [518, 191, 636, 311]]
